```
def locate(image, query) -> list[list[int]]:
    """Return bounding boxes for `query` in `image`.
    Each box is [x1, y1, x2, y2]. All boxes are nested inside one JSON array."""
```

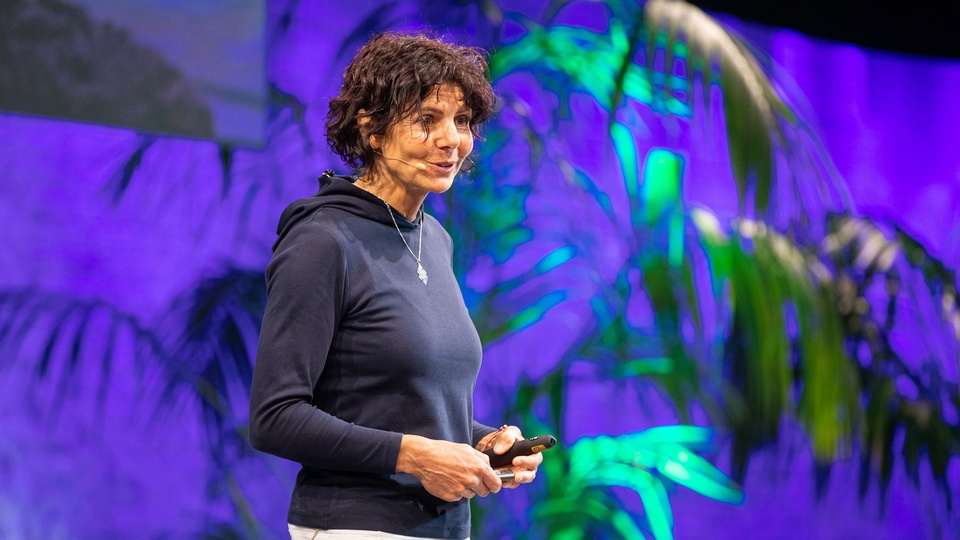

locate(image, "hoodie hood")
[[275, 172, 419, 250]]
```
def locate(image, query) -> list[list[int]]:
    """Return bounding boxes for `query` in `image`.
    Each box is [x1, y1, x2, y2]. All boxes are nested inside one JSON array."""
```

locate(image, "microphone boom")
[[380, 152, 427, 171]]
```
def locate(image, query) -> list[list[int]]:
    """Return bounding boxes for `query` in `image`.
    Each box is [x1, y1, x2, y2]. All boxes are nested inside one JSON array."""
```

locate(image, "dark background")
[[696, 0, 960, 59]]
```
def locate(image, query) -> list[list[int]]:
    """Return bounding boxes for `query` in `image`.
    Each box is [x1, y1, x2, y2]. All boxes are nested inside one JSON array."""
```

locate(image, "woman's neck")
[[356, 173, 424, 221]]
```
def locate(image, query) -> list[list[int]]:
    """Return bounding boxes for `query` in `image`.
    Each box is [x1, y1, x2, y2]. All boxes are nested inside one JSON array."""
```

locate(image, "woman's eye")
[[456, 116, 471, 128]]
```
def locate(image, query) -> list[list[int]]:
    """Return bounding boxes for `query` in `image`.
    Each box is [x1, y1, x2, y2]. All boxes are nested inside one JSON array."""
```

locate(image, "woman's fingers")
[[399, 435, 502, 500]]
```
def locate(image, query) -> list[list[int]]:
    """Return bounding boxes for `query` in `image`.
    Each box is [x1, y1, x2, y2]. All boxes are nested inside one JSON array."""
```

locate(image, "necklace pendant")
[[417, 262, 428, 284]]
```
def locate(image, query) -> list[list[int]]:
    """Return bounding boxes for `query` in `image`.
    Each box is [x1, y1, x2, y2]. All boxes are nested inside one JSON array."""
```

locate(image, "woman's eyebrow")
[[419, 104, 473, 115]]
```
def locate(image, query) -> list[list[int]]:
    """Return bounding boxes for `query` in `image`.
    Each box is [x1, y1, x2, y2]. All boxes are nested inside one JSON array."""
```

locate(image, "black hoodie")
[[249, 173, 494, 538]]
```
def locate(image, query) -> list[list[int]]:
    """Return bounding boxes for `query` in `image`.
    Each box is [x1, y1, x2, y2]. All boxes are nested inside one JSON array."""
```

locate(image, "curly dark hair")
[[325, 32, 496, 171]]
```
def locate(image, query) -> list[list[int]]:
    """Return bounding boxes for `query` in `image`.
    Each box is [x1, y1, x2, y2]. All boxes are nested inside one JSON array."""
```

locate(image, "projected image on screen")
[[0, 0, 265, 146]]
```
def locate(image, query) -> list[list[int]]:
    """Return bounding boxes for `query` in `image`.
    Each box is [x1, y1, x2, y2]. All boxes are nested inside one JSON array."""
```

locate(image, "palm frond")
[[821, 214, 960, 505], [560, 428, 742, 540], [643, 0, 790, 215], [0, 288, 166, 414], [158, 267, 267, 454], [0, 274, 273, 536], [105, 134, 156, 205]]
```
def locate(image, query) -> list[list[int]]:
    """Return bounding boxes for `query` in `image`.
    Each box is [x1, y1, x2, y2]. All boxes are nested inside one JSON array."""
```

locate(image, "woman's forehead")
[[425, 82, 466, 104]]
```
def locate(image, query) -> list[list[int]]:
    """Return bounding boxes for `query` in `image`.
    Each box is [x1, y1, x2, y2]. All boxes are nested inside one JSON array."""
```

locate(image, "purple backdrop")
[[0, 1, 957, 539]]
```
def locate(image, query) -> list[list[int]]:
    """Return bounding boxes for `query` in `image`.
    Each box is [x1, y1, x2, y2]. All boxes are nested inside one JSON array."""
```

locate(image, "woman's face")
[[372, 82, 474, 197]]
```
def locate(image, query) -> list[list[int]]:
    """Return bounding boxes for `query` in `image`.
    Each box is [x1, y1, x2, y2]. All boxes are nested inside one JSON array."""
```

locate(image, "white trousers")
[[288, 523, 468, 540]]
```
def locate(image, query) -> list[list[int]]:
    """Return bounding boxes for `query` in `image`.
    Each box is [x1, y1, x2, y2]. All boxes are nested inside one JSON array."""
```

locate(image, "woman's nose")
[[434, 119, 460, 149]]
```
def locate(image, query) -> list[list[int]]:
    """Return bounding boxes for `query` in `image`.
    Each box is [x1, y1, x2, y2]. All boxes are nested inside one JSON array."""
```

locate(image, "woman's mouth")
[[430, 161, 457, 172]]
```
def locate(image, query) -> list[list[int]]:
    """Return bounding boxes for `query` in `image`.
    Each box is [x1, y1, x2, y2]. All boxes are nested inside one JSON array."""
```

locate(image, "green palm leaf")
[[535, 492, 648, 539], [560, 428, 742, 539], [473, 0, 958, 537]]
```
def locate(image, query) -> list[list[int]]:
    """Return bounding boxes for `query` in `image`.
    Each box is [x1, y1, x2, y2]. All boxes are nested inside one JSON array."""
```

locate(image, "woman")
[[248, 32, 543, 540]]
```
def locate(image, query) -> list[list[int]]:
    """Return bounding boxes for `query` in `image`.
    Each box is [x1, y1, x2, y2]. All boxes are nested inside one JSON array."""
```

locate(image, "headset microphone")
[[377, 151, 427, 171]]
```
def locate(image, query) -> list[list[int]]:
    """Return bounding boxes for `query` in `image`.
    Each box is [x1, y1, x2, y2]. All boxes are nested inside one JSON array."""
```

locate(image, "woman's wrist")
[[396, 433, 426, 474]]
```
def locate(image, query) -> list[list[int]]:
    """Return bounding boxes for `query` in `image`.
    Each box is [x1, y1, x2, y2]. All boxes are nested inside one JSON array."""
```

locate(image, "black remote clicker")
[[483, 434, 557, 469]]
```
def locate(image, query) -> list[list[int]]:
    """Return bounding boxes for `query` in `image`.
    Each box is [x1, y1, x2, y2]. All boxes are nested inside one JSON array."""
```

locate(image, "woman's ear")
[[357, 109, 379, 149]]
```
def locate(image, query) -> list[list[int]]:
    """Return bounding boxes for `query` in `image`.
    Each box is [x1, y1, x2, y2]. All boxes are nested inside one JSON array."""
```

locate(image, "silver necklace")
[[381, 198, 428, 284]]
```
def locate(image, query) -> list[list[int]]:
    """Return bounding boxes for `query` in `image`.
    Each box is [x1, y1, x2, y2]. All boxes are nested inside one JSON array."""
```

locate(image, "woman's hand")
[[476, 425, 543, 488], [396, 434, 501, 502]]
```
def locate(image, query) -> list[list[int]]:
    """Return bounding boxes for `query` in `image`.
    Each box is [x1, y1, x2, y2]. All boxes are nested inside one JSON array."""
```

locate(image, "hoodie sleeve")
[[248, 215, 402, 473]]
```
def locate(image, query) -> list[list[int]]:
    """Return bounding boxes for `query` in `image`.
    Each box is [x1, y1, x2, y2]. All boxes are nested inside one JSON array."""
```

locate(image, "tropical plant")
[[440, 0, 960, 538], [0, 267, 272, 537]]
